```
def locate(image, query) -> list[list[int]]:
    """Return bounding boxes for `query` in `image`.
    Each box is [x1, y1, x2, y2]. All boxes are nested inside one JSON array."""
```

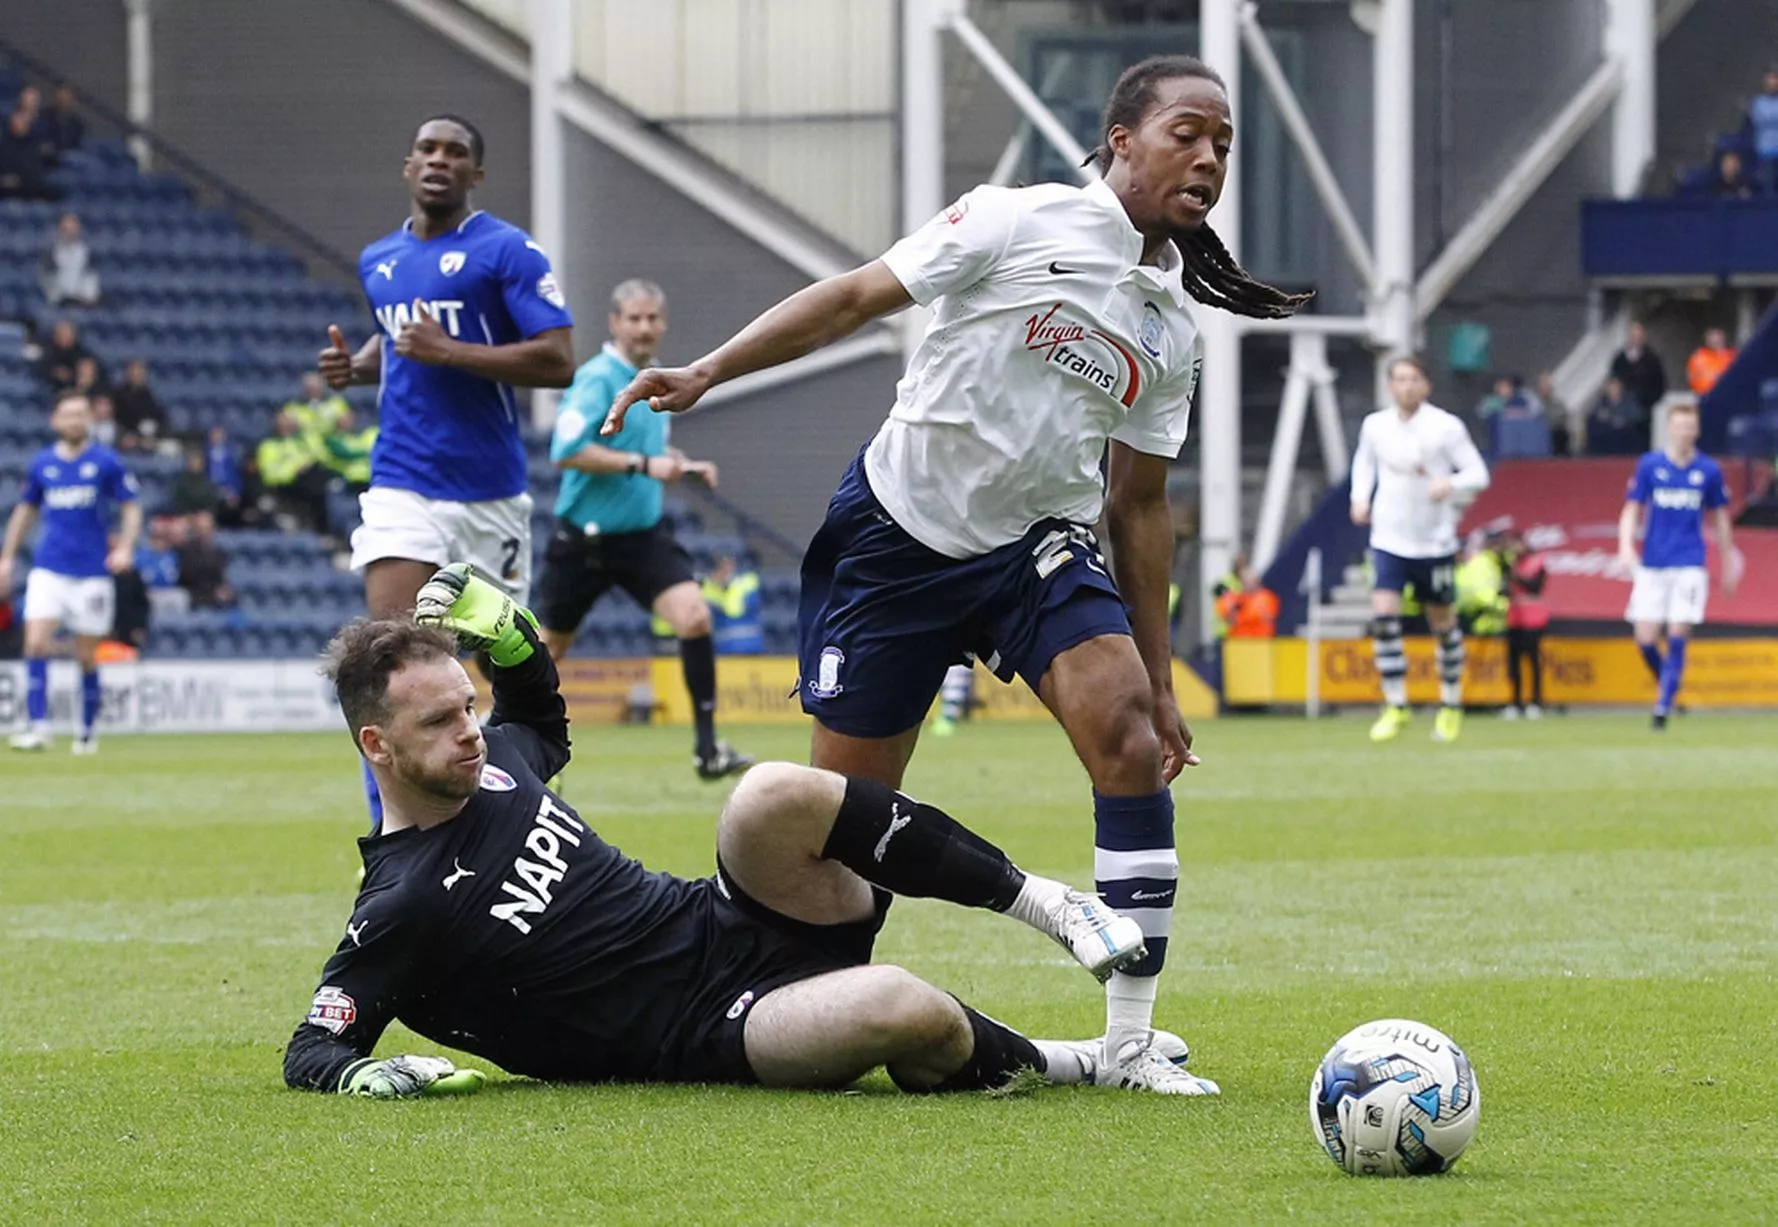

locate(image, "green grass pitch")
[[5, 711, 1776, 1224]]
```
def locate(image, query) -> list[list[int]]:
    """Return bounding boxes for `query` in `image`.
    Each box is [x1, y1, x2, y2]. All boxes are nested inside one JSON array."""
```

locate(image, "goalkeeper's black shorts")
[[657, 862, 893, 1085]]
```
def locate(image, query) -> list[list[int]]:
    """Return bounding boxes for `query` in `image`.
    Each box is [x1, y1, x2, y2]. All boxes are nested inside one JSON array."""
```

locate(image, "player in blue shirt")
[[316, 114, 576, 826], [0, 389, 141, 752], [535, 280, 751, 780], [1616, 402, 1737, 729]]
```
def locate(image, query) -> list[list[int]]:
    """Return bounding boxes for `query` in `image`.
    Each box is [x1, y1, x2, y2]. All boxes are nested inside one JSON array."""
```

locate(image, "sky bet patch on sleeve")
[[308, 987, 357, 1035]]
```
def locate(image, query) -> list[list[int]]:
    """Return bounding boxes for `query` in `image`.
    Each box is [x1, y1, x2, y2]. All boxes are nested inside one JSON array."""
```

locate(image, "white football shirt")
[[866, 180, 1203, 559], [1349, 402, 1491, 559]]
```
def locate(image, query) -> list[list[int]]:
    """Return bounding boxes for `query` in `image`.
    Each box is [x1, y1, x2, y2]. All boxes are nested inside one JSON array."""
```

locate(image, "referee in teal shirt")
[[535, 279, 753, 780]]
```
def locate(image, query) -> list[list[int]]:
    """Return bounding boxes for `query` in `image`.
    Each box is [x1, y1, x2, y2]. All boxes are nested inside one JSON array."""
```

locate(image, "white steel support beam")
[[902, 0, 952, 355], [1414, 59, 1621, 321], [384, 0, 850, 283], [949, 14, 1096, 181], [1605, 0, 1657, 198], [1197, 0, 1243, 643], [124, 0, 153, 170], [1370, 0, 1415, 388], [1311, 371, 1349, 484], [1252, 348, 1313, 572], [1238, 4, 1376, 290], [528, 0, 570, 428], [988, 54, 1076, 188]]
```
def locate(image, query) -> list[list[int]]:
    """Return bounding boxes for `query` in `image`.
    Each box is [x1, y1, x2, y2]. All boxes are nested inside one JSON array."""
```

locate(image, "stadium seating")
[[0, 132, 800, 660]]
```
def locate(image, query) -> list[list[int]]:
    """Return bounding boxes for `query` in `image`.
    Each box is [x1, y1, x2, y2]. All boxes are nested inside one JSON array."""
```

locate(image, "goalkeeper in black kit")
[[285, 565, 1211, 1099]]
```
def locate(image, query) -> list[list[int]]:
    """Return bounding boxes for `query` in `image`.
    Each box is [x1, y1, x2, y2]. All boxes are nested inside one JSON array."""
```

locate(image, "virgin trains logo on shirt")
[[1021, 303, 1142, 407]]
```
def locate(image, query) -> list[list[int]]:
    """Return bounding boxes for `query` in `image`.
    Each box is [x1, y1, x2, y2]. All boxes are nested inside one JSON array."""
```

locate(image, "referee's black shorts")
[[534, 519, 696, 632]]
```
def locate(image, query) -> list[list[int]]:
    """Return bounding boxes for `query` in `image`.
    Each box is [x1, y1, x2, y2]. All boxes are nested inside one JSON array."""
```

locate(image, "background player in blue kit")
[[1617, 401, 1738, 729], [316, 114, 576, 825], [0, 389, 141, 753]]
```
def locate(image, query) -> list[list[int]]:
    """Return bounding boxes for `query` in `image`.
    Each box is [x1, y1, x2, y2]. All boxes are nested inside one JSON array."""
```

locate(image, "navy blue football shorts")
[[796, 450, 1133, 738], [1371, 549, 1458, 607]]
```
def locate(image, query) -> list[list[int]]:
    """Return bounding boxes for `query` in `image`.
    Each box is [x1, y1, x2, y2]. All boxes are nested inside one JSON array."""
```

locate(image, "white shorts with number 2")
[[1625, 565, 1707, 627], [349, 486, 534, 603], [23, 568, 115, 637]]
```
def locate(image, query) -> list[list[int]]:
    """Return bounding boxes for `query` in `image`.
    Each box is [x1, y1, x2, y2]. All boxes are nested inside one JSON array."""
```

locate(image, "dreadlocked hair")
[[1082, 54, 1313, 321]]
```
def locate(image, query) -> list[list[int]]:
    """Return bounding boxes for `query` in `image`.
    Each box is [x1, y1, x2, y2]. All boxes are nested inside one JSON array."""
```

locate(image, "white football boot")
[[1047, 1030, 1219, 1096], [71, 735, 99, 756], [1048, 889, 1147, 982], [9, 727, 49, 751]]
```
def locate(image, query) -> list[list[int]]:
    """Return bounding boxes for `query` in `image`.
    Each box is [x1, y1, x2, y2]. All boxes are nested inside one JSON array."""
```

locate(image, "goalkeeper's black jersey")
[[283, 650, 713, 1092]]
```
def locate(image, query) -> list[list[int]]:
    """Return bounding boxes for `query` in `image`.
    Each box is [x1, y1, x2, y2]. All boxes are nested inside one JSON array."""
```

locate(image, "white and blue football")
[[1309, 1018, 1480, 1176]]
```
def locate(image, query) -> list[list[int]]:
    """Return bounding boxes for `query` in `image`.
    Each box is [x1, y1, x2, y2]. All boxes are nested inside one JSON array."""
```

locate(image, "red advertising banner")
[[1459, 459, 1778, 625]]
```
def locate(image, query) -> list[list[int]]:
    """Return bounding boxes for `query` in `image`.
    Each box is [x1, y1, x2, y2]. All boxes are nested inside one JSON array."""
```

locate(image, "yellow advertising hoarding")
[[1222, 637, 1778, 708]]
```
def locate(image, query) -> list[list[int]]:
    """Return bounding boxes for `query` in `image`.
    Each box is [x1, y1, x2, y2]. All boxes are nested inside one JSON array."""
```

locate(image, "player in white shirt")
[[1349, 356, 1491, 743], [601, 56, 1309, 1095]]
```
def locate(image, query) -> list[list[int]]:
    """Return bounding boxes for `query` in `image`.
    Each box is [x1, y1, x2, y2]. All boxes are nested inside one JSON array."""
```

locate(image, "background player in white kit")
[[601, 56, 1310, 1094], [1350, 356, 1490, 744], [1616, 401, 1737, 729], [0, 389, 140, 752]]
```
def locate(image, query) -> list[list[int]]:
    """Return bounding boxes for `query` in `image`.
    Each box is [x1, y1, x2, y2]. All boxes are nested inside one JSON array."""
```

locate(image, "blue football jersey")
[[359, 211, 574, 502], [550, 344, 669, 535], [23, 443, 138, 578], [1627, 450, 1728, 568]]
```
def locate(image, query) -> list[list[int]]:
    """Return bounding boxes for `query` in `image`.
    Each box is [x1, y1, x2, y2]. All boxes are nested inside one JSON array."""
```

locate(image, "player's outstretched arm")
[[0, 501, 38, 592], [415, 564, 571, 780], [1617, 500, 1644, 571], [396, 302, 575, 388], [1349, 419, 1376, 524], [319, 325, 382, 390], [602, 260, 912, 435], [1446, 422, 1491, 495]]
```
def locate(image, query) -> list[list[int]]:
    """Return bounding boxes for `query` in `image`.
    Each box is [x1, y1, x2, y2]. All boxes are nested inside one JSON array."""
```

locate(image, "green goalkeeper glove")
[[338, 1055, 487, 1099], [413, 563, 540, 667]]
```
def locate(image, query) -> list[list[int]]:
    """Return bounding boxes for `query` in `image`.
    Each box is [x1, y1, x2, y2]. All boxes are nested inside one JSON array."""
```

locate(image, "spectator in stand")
[[169, 445, 222, 518], [701, 553, 764, 655], [1610, 322, 1667, 416], [1474, 376, 1514, 421], [112, 359, 166, 452], [134, 516, 183, 591], [1213, 558, 1279, 639], [205, 426, 245, 525], [1748, 68, 1778, 193], [282, 370, 350, 439], [1534, 372, 1573, 456], [107, 531, 150, 659], [35, 319, 91, 389], [0, 107, 56, 202], [88, 392, 118, 448], [318, 404, 376, 491], [1686, 327, 1737, 396], [1587, 376, 1647, 455], [255, 408, 332, 536], [41, 211, 101, 306], [42, 84, 84, 163], [1499, 531, 1549, 720], [69, 355, 110, 400], [1710, 149, 1757, 199], [175, 511, 233, 609]]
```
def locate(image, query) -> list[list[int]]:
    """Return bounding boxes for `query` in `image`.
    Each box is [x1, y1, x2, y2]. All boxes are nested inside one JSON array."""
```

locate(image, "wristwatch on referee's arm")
[[629, 453, 648, 477]]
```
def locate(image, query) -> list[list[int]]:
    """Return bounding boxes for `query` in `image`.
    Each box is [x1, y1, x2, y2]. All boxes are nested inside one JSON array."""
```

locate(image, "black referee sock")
[[821, 777, 1026, 912], [680, 634, 718, 757], [892, 1004, 1045, 1094]]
